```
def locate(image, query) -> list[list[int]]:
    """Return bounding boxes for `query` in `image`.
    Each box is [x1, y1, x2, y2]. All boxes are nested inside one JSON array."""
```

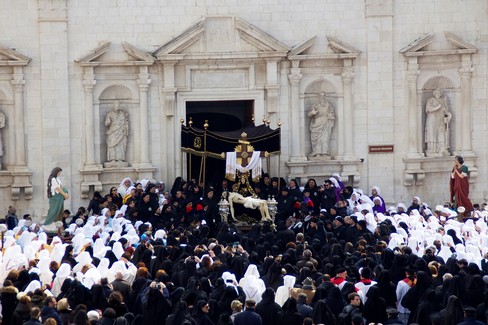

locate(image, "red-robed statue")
[[450, 156, 473, 212]]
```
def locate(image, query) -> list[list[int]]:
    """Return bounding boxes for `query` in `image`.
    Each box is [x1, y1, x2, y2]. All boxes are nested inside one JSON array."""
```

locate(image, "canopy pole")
[[180, 119, 184, 180], [189, 153, 192, 181], [202, 120, 209, 191], [267, 156, 270, 176], [277, 152, 281, 190]]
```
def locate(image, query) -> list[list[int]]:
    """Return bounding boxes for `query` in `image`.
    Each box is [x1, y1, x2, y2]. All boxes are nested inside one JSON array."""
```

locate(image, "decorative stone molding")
[[153, 16, 289, 182], [286, 160, 361, 186], [400, 32, 478, 185], [365, 0, 393, 17], [0, 45, 32, 200], [75, 42, 156, 197], [287, 35, 360, 168], [403, 155, 477, 186]]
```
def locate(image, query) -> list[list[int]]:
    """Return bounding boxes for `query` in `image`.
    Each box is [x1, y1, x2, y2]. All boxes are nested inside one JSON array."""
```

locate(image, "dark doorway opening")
[[185, 100, 254, 187]]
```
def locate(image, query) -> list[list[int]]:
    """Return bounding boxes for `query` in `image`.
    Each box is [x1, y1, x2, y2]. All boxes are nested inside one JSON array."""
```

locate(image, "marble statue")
[[425, 88, 452, 156], [308, 92, 335, 158], [227, 191, 272, 222], [0, 111, 5, 169], [105, 101, 129, 164]]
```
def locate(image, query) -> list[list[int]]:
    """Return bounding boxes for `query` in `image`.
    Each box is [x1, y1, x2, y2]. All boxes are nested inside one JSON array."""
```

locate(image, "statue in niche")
[[308, 92, 335, 159], [104, 100, 129, 167], [425, 88, 452, 156], [0, 111, 5, 169]]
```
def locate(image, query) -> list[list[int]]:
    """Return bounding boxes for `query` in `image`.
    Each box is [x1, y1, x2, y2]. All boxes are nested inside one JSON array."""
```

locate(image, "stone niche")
[[76, 42, 156, 198], [400, 32, 478, 186], [0, 45, 32, 200], [285, 35, 361, 185]]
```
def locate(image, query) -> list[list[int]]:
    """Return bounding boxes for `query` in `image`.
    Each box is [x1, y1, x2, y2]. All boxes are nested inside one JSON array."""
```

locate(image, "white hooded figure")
[[109, 260, 137, 284], [238, 264, 266, 303], [275, 275, 296, 306], [222, 271, 240, 295], [363, 213, 377, 233], [37, 255, 54, 286], [73, 251, 95, 274], [82, 267, 101, 289], [23, 280, 41, 294], [112, 241, 125, 260], [52, 263, 72, 297]]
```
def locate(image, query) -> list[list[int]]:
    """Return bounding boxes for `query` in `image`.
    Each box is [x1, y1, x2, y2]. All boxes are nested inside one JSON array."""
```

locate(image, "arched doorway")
[[185, 100, 254, 187]]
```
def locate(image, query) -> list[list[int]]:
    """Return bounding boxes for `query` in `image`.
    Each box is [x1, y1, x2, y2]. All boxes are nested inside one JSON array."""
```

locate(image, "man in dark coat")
[[234, 299, 262, 325], [40, 297, 62, 325], [457, 306, 485, 325], [320, 180, 337, 212], [23, 308, 42, 325], [110, 271, 131, 304]]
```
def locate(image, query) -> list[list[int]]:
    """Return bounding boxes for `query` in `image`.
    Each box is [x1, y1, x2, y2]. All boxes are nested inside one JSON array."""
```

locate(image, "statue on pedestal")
[[104, 101, 129, 167], [308, 92, 335, 159], [425, 88, 452, 157]]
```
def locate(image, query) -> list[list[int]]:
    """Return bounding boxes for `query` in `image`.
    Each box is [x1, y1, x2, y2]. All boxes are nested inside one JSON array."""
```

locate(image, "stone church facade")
[[0, 0, 487, 216]]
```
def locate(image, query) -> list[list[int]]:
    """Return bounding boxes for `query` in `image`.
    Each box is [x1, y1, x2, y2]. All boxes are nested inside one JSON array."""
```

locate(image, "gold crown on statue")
[[237, 168, 251, 179]]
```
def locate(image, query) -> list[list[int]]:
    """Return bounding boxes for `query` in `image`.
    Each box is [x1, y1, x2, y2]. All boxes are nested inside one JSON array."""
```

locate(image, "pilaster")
[[458, 55, 474, 155], [406, 59, 422, 158], [137, 67, 151, 167], [265, 60, 279, 114], [288, 61, 306, 162], [82, 68, 98, 167], [339, 61, 356, 160]]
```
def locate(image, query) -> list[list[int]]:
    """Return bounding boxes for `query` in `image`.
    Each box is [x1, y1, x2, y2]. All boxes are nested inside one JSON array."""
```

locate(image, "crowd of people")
[[2, 169, 488, 325]]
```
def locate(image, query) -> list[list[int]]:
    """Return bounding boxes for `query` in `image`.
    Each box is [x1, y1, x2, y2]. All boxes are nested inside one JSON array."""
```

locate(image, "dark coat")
[[255, 288, 282, 325], [11, 302, 31, 325], [110, 279, 132, 304], [22, 318, 42, 325], [141, 287, 172, 325], [1, 285, 18, 325], [40, 306, 62, 325], [233, 308, 262, 325]]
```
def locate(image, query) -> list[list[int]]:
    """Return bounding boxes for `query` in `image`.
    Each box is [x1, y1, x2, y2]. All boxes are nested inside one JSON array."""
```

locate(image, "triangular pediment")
[[288, 35, 360, 60], [153, 16, 289, 60], [0, 45, 31, 66], [400, 32, 477, 57], [76, 41, 154, 66]]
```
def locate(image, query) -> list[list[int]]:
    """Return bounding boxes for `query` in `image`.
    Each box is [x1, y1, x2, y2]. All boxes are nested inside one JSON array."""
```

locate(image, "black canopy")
[[181, 124, 281, 158]]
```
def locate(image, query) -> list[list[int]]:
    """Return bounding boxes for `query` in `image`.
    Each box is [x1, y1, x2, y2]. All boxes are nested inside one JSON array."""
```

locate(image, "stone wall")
[[0, 0, 487, 217]]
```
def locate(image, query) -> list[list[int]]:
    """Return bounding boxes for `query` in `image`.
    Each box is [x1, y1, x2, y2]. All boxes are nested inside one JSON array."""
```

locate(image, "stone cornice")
[[400, 32, 477, 57], [288, 35, 360, 61], [0, 46, 31, 66], [154, 16, 289, 61], [76, 41, 155, 67]]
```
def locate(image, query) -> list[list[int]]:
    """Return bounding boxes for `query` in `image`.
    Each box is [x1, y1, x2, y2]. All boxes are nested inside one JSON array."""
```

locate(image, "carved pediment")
[[400, 32, 477, 57], [288, 35, 360, 60], [75, 41, 155, 66], [0, 45, 31, 66], [153, 16, 289, 60]]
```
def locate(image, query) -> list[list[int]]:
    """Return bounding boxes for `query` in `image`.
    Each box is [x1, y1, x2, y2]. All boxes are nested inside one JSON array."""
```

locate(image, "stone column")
[[138, 66, 151, 166], [459, 56, 473, 154], [82, 69, 97, 166], [341, 62, 355, 160], [11, 70, 26, 167], [288, 61, 304, 161], [406, 59, 421, 158]]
